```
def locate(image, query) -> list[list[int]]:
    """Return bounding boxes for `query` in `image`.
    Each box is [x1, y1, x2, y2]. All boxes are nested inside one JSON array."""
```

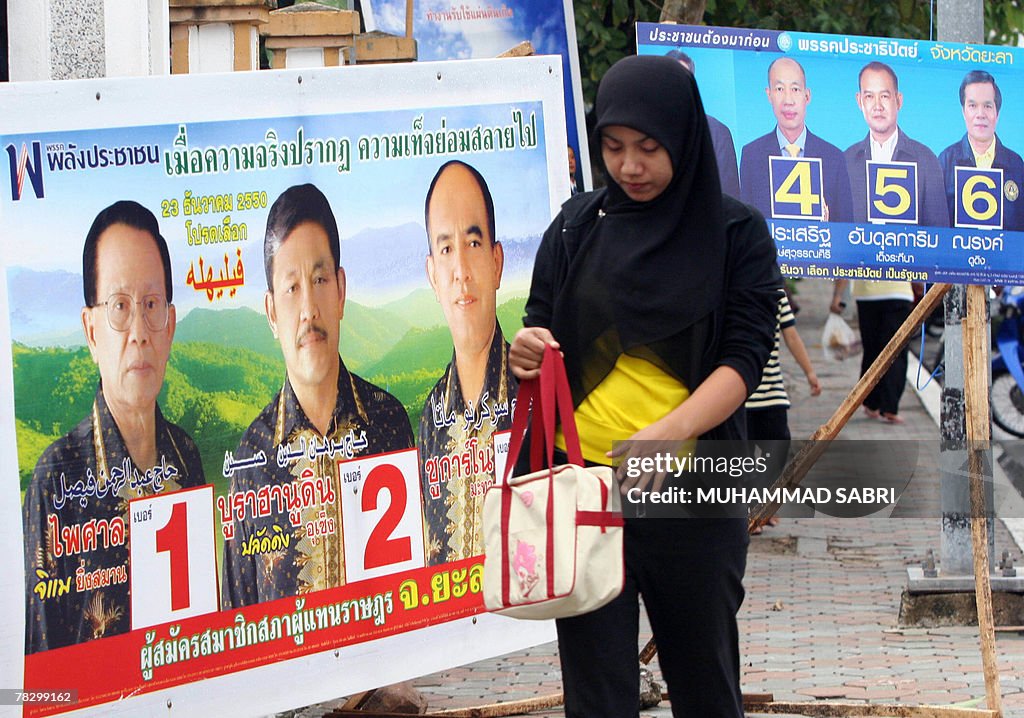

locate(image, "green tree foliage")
[[574, 0, 662, 107], [987, 1, 1024, 46]]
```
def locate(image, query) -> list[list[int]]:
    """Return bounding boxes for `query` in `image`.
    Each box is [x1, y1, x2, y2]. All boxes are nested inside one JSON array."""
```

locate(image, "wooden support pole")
[[644, 284, 952, 668], [746, 282, 951, 531], [963, 284, 1002, 716], [740, 701, 997, 717], [330, 693, 565, 717]]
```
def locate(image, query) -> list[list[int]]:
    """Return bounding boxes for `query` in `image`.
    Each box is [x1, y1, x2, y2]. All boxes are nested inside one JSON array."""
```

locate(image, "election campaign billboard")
[[638, 22, 1024, 285], [0, 57, 564, 716]]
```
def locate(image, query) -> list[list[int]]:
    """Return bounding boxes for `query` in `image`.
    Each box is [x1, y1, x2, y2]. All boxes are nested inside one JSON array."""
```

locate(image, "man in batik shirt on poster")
[[23, 201, 205, 653], [418, 161, 517, 565], [221, 184, 414, 608]]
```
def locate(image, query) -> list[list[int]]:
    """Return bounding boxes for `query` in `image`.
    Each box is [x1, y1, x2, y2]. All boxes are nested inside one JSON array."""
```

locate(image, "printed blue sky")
[[372, 0, 567, 60], [1, 101, 550, 319]]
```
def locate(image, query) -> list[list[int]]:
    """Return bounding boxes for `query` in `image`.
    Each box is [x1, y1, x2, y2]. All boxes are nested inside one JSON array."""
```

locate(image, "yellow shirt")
[[852, 280, 914, 302], [973, 142, 996, 169], [557, 354, 689, 464]]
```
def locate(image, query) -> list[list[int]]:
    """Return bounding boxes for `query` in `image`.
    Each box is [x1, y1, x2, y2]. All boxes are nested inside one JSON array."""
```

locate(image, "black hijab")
[[551, 55, 729, 400]]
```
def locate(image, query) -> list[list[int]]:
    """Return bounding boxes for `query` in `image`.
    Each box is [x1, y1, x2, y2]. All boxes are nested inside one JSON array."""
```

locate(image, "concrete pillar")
[[8, 0, 168, 81], [264, 2, 361, 69], [936, 0, 995, 577], [169, 0, 273, 74]]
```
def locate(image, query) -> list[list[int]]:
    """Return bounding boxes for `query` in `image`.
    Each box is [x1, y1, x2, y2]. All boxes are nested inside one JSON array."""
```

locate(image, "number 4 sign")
[[339, 448, 426, 583], [130, 485, 219, 629], [769, 156, 825, 220]]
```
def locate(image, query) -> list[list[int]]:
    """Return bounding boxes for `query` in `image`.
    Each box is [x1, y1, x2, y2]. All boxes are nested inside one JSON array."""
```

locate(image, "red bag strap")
[[539, 345, 584, 467], [502, 345, 585, 485]]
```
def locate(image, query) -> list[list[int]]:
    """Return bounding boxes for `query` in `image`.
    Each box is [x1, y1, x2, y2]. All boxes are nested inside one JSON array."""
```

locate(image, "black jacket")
[[524, 189, 781, 442]]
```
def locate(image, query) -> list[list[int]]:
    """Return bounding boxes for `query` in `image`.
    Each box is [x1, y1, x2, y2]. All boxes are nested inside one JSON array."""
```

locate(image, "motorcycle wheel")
[[992, 371, 1024, 438]]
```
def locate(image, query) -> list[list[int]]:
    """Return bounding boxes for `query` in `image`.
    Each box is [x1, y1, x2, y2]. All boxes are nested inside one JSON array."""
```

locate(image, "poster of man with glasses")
[[21, 200, 206, 654]]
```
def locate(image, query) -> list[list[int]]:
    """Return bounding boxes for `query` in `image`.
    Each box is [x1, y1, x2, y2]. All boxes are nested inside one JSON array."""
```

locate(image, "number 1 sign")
[[129, 486, 218, 629]]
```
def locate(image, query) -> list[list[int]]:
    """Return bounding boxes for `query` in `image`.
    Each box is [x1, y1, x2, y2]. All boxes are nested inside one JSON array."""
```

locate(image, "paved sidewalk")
[[408, 278, 1024, 717]]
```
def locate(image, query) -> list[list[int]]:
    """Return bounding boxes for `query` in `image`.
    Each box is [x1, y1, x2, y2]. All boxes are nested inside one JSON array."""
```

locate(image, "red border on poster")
[[24, 558, 484, 717]]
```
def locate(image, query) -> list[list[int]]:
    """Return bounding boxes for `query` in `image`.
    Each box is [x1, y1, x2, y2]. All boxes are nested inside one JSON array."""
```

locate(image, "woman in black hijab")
[[510, 55, 781, 716]]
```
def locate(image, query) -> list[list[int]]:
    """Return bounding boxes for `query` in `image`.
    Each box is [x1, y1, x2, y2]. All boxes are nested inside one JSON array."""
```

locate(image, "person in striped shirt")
[[746, 291, 820, 528]]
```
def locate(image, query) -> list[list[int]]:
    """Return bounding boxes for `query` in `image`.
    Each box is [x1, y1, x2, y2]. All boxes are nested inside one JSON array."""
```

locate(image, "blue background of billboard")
[[637, 23, 1024, 284]]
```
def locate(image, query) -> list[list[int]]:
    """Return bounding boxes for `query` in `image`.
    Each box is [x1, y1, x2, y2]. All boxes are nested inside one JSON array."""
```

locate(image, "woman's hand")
[[608, 413, 694, 496], [509, 327, 560, 380], [607, 365, 747, 496]]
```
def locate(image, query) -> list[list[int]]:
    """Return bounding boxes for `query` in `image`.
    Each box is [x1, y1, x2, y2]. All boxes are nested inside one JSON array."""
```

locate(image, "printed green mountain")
[[173, 302, 410, 374], [496, 297, 527, 337], [175, 306, 281, 358], [16, 419, 59, 491], [381, 288, 445, 329], [12, 343, 96, 440], [338, 301, 410, 373], [367, 296, 526, 377]]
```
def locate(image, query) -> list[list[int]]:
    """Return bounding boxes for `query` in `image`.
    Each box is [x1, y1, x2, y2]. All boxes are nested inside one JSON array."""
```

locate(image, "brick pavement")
[[388, 279, 1024, 716]]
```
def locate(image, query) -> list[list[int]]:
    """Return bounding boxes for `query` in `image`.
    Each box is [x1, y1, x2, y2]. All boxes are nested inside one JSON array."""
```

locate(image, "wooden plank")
[[428, 693, 564, 716], [339, 691, 372, 710], [267, 10, 360, 37], [171, 0, 270, 7], [354, 35, 416, 62], [496, 41, 535, 57], [747, 282, 952, 530], [963, 284, 1002, 715], [329, 693, 565, 717], [266, 35, 356, 49], [742, 700, 997, 717], [170, 24, 190, 74], [169, 7, 271, 24], [233, 23, 251, 71]]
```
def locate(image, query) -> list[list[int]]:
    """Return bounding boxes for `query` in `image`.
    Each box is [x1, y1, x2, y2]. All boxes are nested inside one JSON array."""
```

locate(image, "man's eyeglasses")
[[93, 293, 170, 332]]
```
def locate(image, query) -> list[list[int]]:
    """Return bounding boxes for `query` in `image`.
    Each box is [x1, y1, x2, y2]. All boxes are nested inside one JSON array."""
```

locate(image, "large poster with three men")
[[638, 22, 1024, 286], [0, 58, 564, 716]]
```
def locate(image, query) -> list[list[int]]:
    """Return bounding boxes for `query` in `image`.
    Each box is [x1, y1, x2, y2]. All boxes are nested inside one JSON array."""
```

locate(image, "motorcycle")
[[992, 286, 1024, 438]]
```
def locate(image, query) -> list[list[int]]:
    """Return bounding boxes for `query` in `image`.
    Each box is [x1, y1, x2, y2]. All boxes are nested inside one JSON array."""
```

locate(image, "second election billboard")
[[639, 23, 1024, 285]]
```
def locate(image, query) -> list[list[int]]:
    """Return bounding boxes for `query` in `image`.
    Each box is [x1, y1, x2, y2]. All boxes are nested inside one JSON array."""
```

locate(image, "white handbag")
[[482, 346, 624, 619]]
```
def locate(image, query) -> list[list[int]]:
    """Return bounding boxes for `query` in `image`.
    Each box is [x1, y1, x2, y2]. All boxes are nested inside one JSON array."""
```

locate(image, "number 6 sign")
[[129, 485, 218, 629], [339, 448, 426, 583]]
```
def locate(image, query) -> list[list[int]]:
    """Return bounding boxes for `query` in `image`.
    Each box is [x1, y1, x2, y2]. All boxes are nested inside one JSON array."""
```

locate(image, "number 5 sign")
[[867, 161, 918, 224], [129, 485, 219, 629], [339, 448, 426, 583]]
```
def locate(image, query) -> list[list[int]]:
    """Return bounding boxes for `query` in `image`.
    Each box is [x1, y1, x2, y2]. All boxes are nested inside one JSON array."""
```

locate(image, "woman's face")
[[601, 125, 673, 202]]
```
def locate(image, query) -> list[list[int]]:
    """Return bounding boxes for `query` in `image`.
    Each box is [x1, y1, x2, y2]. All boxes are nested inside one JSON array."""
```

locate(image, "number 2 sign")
[[129, 485, 218, 629], [339, 448, 426, 583]]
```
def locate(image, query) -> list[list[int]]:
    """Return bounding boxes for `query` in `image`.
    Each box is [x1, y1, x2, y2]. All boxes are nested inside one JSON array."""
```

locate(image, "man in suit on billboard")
[[938, 69, 1024, 231], [845, 61, 948, 226], [740, 56, 853, 222]]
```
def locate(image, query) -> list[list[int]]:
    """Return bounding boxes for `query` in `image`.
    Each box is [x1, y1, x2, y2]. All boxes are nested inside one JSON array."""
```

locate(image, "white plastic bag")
[[822, 313, 862, 361]]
